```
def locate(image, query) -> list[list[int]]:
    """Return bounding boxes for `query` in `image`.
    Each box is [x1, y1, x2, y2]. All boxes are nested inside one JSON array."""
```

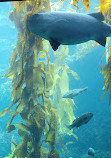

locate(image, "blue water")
[[0, 1, 111, 158]]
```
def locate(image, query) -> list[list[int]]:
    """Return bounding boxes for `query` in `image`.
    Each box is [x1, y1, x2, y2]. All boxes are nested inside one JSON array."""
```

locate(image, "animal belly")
[[49, 25, 93, 45], [54, 32, 92, 45], [61, 36, 90, 45]]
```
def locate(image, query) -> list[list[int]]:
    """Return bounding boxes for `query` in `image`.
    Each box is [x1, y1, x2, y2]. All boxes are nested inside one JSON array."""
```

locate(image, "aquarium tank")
[[0, 0, 111, 157]]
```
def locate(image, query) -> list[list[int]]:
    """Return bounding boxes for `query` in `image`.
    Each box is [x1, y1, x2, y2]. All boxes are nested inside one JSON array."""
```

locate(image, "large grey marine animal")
[[27, 12, 111, 51], [67, 112, 93, 130], [63, 87, 88, 99]]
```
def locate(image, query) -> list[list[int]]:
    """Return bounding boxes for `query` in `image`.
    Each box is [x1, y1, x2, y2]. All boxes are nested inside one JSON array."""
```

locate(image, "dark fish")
[[27, 12, 111, 51], [63, 87, 88, 99], [88, 147, 95, 157], [67, 113, 93, 130], [7, 125, 16, 133]]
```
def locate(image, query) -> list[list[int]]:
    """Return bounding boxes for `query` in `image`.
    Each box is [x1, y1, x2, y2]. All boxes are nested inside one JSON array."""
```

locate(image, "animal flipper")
[[96, 36, 106, 47], [49, 19, 69, 51], [49, 38, 60, 51]]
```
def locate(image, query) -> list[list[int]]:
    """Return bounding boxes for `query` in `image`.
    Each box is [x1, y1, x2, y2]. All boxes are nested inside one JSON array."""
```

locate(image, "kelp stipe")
[[1, 1, 59, 157]]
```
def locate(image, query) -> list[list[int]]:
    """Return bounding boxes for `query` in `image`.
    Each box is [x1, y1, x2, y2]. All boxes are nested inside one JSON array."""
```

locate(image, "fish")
[[88, 147, 95, 157], [62, 87, 88, 99], [7, 125, 16, 133], [67, 112, 93, 130], [27, 12, 111, 51]]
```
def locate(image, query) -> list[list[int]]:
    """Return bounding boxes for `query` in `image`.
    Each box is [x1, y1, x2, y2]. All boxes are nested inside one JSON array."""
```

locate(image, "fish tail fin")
[[83, 87, 88, 91], [66, 124, 78, 132], [96, 23, 111, 47], [73, 127, 78, 132], [66, 124, 73, 130]]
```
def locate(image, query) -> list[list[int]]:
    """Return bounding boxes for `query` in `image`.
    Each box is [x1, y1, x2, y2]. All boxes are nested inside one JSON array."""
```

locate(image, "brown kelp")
[[99, 0, 111, 104], [1, 1, 57, 157], [73, 0, 90, 10]]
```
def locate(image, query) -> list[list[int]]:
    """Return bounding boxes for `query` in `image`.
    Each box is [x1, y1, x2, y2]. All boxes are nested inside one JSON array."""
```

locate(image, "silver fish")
[[27, 12, 111, 51], [67, 113, 93, 130], [63, 87, 88, 99]]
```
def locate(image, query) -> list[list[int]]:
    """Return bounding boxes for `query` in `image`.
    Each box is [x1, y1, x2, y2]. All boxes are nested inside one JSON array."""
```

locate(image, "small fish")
[[27, 12, 111, 51], [67, 113, 93, 130], [7, 125, 16, 133], [63, 87, 88, 99], [88, 147, 95, 157]]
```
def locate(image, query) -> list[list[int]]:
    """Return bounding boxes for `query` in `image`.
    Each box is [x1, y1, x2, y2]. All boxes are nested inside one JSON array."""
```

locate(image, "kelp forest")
[[0, 0, 111, 157]]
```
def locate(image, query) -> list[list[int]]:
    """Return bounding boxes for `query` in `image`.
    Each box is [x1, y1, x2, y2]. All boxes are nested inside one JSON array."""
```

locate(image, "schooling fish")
[[27, 12, 111, 51], [67, 112, 93, 130], [62, 87, 88, 99]]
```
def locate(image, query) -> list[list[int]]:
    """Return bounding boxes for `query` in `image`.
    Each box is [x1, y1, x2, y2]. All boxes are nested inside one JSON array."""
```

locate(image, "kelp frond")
[[73, 0, 90, 10], [99, 1, 111, 104]]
